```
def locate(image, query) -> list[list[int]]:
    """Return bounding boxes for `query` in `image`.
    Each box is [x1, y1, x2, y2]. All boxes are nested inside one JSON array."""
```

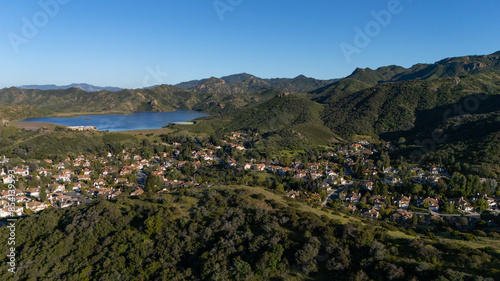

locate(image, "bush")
[[460, 233, 475, 241], [487, 231, 500, 239], [472, 230, 487, 237]]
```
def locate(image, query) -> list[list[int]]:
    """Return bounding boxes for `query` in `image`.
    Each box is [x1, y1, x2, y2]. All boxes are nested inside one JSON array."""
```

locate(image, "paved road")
[[321, 185, 349, 206], [137, 170, 146, 188], [413, 211, 481, 218]]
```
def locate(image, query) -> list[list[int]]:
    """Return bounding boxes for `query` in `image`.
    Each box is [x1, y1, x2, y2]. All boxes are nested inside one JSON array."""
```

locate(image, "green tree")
[[145, 174, 162, 193], [40, 185, 47, 202]]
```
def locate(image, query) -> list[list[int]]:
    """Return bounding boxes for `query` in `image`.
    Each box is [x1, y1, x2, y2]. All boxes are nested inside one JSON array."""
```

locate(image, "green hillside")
[[0, 104, 53, 123], [1, 187, 499, 280], [227, 95, 324, 132], [0, 85, 278, 120], [322, 73, 500, 138]]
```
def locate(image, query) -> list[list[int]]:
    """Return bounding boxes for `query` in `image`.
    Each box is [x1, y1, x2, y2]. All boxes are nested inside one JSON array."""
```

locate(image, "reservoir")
[[20, 111, 208, 132]]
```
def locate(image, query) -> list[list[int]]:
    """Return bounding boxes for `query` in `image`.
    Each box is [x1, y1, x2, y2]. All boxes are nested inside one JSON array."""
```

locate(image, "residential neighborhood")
[[0, 134, 498, 230]]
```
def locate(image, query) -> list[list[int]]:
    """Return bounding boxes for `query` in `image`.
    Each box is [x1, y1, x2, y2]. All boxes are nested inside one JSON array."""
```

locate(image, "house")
[[286, 190, 300, 199], [391, 210, 413, 223], [82, 169, 92, 175], [0, 208, 10, 218], [362, 181, 374, 191], [131, 188, 144, 196], [369, 195, 386, 210], [362, 208, 379, 219], [1, 190, 11, 199], [25, 201, 49, 212], [14, 167, 29, 176], [309, 172, 323, 180], [430, 166, 446, 175], [77, 175, 91, 181], [227, 159, 238, 167], [363, 150, 374, 156], [108, 190, 122, 199], [346, 204, 357, 213], [97, 188, 113, 197], [253, 164, 266, 171], [383, 177, 402, 185], [50, 184, 66, 193], [325, 170, 338, 179], [2, 176, 14, 184], [338, 177, 347, 185], [307, 163, 320, 171], [114, 178, 129, 184], [470, 194, 497, 210], [0, 206, 23, 217], [37, 168, 52, 176], [352, 143, 363, 150], [408, 167, 425, 176], [393, 195, 411, 210], [448, 197, 473, 212], [278, 167, 292, 176], [61, 169, 73, 176], [244, 163, 252, 170], [93, 178, 106, 187], [119, 168, 132, 175], [59, 199, 78, 208], [151, 170, 163, 177], [16, 196, 32, 203], [294, 170, 308, 179], [383, 167, 400, 174], [0, 190, 24, 199], [52, 175, 71, 182], [49, 194, 72, 206], [266, 166, 281, 172], [345, 193, 361, 204], [418, 197, 440, 212]]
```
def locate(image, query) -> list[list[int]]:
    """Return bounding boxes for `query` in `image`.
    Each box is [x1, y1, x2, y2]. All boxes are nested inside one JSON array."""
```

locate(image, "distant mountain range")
[[17, 74, 340, 94], [18, 83, 124, 92]]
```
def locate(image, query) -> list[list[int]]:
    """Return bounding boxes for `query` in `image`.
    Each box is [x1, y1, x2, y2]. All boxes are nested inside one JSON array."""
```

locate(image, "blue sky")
[[1, 0, 499, 89]]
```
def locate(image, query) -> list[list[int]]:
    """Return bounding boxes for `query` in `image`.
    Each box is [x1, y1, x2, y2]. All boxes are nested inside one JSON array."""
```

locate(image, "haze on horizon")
[[1, 0, 499, 89]]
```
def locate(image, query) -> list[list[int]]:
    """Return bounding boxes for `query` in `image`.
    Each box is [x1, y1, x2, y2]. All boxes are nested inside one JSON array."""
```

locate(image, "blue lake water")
[[20, 111, 208, 132]]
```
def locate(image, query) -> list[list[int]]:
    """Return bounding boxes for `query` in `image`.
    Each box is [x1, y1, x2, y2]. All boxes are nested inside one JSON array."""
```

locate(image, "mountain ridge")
[[19, 83, 124, 92]]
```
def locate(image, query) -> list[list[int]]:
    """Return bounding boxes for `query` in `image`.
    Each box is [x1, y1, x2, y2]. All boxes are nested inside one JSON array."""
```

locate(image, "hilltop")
[[175, 73, 339, 94]]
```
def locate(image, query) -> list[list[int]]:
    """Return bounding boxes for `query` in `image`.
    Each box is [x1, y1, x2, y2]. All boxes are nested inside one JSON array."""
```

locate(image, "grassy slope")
[[1, 185, 499, 280]]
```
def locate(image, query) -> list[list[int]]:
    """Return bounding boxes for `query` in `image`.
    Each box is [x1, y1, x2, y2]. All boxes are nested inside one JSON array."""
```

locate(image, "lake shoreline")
[[18, 110, 208, 132], [46, 109, 208, 118]]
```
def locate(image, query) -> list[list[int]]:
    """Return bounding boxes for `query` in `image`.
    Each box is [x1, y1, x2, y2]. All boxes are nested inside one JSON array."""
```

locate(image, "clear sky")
[[1, 0, 499, 89]]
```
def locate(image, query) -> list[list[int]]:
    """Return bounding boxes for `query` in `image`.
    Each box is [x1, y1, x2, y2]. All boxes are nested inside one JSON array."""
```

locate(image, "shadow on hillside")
[[380, 94, 500, 143]]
